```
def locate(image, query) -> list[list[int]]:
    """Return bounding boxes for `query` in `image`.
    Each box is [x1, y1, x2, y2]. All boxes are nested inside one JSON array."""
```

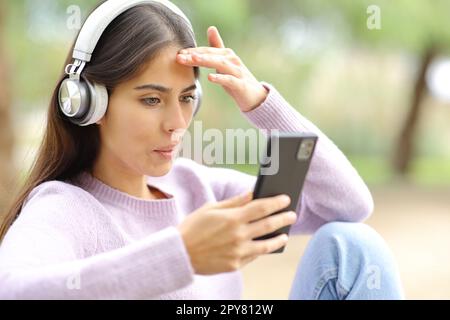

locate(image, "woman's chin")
[[146, 161, 173, 177]]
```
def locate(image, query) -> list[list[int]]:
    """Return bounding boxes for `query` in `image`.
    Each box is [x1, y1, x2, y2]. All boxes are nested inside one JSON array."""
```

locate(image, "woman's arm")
[[0, 187, 194, 299], [178, 27, 373, 235], [0, 225, 194, 299], [202, 82, 374, 234], [240, 82, 374, 234], [198, 84, 374, 234]]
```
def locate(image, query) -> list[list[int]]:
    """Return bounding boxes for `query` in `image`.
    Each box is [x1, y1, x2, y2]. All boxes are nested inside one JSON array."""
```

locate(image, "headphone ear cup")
[[58, 77, 91, 125], [193, 80, 202, 116], [58, 76, 108, 126], [81, 80, 108, 126]]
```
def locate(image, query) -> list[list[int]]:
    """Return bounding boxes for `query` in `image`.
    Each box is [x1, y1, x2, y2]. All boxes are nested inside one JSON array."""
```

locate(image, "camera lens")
[[297, 140, 313, 160]]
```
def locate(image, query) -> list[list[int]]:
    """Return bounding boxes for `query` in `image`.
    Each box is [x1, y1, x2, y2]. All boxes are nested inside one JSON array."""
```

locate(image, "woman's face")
[[96, 45, 197, 177]]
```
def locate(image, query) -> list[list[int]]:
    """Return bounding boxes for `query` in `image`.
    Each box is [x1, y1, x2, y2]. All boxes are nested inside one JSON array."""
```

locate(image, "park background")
[[0, 0, 449, 299]]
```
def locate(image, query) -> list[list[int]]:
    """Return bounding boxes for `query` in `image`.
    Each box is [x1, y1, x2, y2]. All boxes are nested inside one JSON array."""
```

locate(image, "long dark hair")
[[0, 2, 199, 242]]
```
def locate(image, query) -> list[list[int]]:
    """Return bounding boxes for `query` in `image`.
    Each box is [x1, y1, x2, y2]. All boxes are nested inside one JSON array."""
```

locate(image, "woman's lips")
[[154, 147, 175, 152], [153, 148, 175, 159], [153, 143, 180, 159]]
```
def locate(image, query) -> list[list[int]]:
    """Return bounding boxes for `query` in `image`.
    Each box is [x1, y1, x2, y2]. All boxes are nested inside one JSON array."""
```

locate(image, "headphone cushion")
[[81, 81, 108, 126]]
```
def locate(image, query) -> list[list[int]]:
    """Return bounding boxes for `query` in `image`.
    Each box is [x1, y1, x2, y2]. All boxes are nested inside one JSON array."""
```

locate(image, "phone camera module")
[[297, 139, 314, 160]]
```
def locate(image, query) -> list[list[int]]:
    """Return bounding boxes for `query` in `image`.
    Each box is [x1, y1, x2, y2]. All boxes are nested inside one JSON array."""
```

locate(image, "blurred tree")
[[333, 0, 450, 176], [0, 0, 15, 217], [247, 0, 450, 176], [394, 46, 437, 175]]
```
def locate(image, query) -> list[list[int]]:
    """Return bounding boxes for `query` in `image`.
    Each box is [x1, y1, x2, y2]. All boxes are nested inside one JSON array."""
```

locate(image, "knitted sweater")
[[0, 82, 373, 299]]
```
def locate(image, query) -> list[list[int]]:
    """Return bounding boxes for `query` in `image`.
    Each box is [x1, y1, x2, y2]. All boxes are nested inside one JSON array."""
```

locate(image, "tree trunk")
[[0, 1, 15, 217], [393, 45, 436, 176]]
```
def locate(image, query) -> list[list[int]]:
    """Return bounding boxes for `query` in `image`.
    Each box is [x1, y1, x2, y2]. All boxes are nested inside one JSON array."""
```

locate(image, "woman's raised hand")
[[176, 26, 269, 113]]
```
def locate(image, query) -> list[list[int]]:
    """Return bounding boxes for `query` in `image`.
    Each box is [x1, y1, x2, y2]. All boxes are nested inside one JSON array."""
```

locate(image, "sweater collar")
[[72, 171, 178, 215]]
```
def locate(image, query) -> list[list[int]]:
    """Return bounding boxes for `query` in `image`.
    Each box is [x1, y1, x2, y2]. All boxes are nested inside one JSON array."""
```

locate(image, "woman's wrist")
[[243, 83, 270, 112]]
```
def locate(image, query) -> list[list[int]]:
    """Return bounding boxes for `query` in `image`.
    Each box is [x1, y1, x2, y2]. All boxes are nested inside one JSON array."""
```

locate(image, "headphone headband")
[[73, 0, 195, 62]]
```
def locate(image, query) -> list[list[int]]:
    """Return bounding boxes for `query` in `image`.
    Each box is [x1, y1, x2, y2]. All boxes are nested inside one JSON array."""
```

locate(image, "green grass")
[[216, 156, 450, 187], [347, 156, 394, 185], [410, 157, 450, 186]]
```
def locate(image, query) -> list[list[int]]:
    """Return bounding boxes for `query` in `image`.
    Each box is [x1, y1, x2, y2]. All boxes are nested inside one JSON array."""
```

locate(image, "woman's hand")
[[176, 26, 269, 112], [176, 192, 296, 275]]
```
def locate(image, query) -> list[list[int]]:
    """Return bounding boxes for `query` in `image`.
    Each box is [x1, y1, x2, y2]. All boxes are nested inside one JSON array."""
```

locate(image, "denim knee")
[[312, 221, 384, 251], [309, 221, 396, 270], [305, 221, 404, 299]]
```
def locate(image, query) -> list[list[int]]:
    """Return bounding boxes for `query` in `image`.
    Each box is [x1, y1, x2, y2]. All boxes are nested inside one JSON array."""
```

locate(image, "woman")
[[0, 1, 403, 299]]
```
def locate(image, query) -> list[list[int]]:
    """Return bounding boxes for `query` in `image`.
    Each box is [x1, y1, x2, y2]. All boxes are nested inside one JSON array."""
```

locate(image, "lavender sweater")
[[0, 82, 373, 299]]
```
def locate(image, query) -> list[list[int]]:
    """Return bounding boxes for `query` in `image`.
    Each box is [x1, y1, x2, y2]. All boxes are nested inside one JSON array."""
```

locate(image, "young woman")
[[0, 0, 404, 299]]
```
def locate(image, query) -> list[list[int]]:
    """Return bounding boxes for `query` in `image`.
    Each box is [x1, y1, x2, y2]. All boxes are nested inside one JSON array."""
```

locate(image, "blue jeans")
[[288, 222, 404, 300]]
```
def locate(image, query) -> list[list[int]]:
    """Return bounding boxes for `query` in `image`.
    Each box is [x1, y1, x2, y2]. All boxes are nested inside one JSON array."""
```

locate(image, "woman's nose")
[[162, 102, 190, 132]]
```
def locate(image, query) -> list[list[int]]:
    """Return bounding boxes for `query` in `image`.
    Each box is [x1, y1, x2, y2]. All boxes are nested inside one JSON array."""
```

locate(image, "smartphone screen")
[[252, 132, 318, 253]]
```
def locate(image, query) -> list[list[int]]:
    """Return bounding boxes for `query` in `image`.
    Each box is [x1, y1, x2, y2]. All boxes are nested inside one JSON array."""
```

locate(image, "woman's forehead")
[[123, 46, 196, 90]]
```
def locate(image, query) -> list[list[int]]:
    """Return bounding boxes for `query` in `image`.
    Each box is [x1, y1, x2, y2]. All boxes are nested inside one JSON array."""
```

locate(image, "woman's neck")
[[91, 153, 166, 200]]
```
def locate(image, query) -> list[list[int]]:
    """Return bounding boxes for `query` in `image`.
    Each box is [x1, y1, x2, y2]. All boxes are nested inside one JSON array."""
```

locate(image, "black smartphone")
[[252, 132, 318, 253]]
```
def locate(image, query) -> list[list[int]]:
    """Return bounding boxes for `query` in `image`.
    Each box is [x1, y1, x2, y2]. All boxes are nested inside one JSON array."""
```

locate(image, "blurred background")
[[0, 0, 449, 299]]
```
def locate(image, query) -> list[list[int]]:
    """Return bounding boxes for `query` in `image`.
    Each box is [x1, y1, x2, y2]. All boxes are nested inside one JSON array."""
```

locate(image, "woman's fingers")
[[178, 47, 242, 66], [179, 47, 236, 57], [240, 194, 291, 223], [177, 52, 242, 78], [213, 191, 253, 209], [208, 26, 225, 48], [245, 211, 297, 240], [177, 27, 240, 77], [244, 233, 289, 256], [208, 73, 242, 91], [180, 46, 227, 54]]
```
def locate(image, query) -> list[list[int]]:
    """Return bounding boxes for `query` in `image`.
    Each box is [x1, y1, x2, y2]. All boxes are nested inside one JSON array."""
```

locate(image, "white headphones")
[[58, 0, 202, 126]]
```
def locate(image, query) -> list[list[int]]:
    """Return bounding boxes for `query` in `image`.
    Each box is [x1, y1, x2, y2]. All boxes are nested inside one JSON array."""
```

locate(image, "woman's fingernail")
[[178, 55, 187, 62], [280, 195, 290, 205], [180, 49, 188, 54], [194, 53, 202, 61]]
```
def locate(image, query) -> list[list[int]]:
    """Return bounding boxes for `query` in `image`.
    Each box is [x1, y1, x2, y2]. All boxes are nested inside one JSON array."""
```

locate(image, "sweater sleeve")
[[0, 185, 195, 299], [206, 82, 374, 235]]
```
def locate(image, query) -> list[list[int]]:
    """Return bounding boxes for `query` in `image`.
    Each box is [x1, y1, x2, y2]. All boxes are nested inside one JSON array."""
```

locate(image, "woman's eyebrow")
[[133, 83, 197, 93]]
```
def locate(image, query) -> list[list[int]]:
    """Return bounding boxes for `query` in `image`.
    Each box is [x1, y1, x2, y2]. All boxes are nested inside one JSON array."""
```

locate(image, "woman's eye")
[[181, 95, 197, 104], [141, 97, 161, 107], [140, 95, 196, 107]]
